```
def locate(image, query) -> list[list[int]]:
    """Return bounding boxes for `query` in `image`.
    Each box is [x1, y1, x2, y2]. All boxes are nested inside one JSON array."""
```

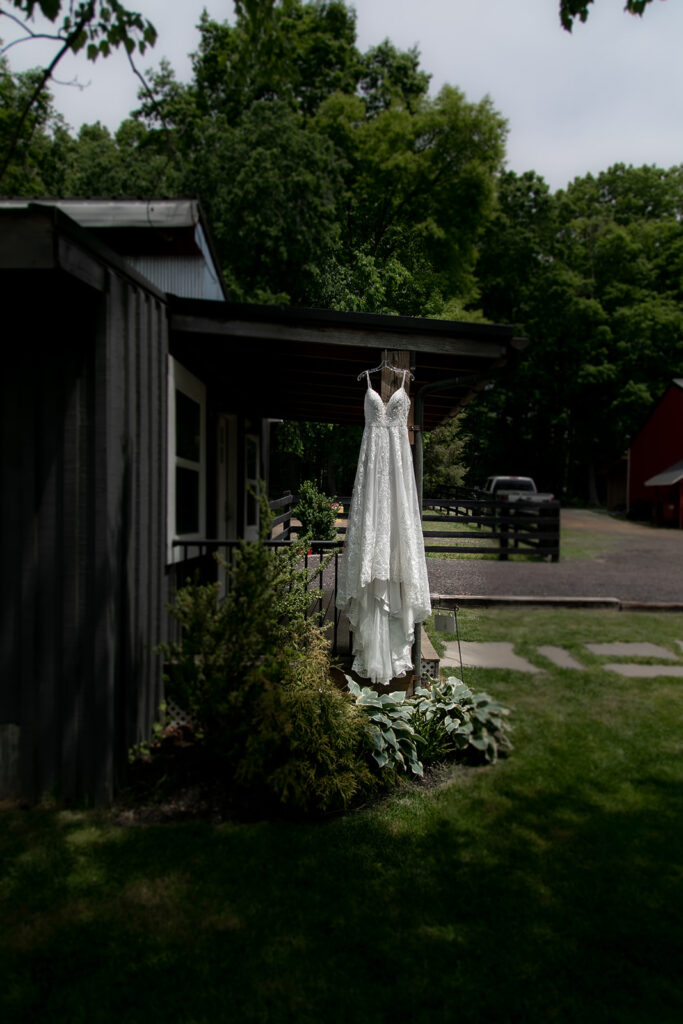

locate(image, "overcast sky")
[[3, 0, 683, 192]]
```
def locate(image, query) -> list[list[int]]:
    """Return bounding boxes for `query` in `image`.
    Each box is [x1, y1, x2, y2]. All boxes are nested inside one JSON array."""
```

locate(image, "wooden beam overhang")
[[169, 297, 529, 432], [0, 204, 167, 300]]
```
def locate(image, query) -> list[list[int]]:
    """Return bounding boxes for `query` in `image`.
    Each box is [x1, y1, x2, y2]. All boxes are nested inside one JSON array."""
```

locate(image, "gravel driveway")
[[426, 509, 683, 605]]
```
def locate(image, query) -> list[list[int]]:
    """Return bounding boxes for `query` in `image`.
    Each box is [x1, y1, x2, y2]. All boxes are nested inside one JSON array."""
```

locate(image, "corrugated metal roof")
[[645, 459, 683, 487], [126, 254, 224, 301], [0, 199, 228, 300]]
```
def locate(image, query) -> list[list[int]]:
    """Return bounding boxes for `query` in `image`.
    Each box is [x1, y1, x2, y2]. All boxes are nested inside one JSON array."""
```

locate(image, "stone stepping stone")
[[536, 645, 584, 670], [677, 640, 683, 654], [602, 664, 683, 678], [441, 641, 541, 674], [585, 642, 680, 660]]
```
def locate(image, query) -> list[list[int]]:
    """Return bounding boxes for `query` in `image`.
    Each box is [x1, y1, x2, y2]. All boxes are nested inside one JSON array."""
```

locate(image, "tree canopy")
[[123, 1, 507, 311], [560, 0, 657, 31], [470, 163, 683, 500]]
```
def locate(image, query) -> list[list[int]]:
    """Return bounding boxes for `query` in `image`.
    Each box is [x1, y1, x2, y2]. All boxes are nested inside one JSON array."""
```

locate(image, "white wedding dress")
[[337, 371, 431, 685]]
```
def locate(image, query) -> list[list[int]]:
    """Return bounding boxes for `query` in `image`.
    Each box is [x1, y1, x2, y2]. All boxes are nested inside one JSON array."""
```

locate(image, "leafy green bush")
[[347, 679, 423, 777], [346, 675, 512, 778], [292, 479, 338, 540], [234, 638, 374, 815], [412, 677, 512, 765], [423, 412, 470, 496]]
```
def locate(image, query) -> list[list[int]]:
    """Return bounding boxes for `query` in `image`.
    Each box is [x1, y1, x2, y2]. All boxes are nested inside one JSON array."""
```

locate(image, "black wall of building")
[[0, 268, 168, 803]]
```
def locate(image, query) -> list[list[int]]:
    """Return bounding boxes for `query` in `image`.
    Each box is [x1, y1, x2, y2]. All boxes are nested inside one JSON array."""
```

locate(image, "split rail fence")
[[421, 492, 560, 562], [271, 489, 560, 563]]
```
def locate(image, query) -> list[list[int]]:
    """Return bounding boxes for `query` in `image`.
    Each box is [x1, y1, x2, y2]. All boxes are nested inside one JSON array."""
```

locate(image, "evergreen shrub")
[[292, 479, 338, 540], [155, 491, 372, 816]]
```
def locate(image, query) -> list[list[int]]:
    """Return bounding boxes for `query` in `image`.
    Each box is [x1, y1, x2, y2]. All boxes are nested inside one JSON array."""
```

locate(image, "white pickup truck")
[[482, 476, 555, 503]]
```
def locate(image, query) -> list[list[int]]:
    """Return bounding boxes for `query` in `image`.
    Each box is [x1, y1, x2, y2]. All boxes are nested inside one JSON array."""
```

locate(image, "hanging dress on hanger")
[[337, 370, 431, 685]]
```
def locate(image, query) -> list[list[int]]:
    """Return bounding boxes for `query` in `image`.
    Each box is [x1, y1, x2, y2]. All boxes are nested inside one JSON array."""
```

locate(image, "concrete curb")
[[431, 594, 683, 612]]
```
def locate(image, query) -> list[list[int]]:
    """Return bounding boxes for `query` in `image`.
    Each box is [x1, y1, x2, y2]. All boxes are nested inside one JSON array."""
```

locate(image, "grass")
[[559, 525, 624, 561], [2, 607, 683, 1023]]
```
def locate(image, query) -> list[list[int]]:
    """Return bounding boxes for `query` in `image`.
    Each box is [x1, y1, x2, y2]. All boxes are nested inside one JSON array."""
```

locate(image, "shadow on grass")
[[2, 760, 682, 1024]]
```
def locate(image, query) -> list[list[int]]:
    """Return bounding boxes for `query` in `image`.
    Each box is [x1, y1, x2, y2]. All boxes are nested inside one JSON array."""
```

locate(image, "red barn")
[[628, 378, 683, 528]]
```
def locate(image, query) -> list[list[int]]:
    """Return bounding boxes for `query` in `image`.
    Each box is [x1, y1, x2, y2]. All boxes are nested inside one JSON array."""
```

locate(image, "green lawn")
[[2, 607, 683, 1023]]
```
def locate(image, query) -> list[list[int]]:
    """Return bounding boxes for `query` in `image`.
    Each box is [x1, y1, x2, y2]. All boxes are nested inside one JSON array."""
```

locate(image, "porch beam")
[[170, 312, 509, 360]]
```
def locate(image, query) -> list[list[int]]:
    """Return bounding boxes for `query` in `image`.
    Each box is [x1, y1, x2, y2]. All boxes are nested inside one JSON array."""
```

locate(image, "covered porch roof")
[[169, 297, 529, 431], [645, 459, 683, 488]]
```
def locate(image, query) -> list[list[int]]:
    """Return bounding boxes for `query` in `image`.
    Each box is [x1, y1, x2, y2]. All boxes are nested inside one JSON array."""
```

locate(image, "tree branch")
[[0, 8, 92, 186], [125, 46, 179, 166], [0, 9, 64, 52]]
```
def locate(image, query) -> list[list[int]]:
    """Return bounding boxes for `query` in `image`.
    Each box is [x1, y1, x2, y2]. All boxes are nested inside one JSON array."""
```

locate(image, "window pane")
[[176, 466, 199, 534], [176, 390, 201, 462]]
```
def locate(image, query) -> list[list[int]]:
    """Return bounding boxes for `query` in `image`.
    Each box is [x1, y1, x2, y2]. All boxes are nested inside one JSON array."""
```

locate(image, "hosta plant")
[[347, 678, 423, 777], [413, 677, 512, 764]]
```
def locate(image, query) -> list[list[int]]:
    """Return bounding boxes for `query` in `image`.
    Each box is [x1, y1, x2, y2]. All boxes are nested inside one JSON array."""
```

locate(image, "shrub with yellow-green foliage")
[[233, 633, 374, 815], [154, 491, 376, 816]]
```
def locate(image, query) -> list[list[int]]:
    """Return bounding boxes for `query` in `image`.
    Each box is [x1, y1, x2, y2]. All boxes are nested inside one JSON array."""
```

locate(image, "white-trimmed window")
[[168, 358, 206, 561]]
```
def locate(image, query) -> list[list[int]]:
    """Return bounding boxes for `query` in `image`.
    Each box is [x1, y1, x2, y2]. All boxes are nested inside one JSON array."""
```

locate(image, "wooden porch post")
[[380, 349, 414, 443]]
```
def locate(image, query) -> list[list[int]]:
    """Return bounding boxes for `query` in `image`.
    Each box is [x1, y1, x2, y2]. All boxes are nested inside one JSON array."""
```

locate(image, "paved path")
[[441, 638, 683, 677], [426, 508, 683, 606]]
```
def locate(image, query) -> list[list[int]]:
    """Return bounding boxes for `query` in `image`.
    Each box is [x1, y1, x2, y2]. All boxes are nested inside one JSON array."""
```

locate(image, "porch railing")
[[169, 535, 347, 655]]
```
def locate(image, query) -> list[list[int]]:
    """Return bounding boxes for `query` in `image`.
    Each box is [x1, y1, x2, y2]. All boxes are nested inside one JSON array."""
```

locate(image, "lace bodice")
[[364, 383, 411, 428]]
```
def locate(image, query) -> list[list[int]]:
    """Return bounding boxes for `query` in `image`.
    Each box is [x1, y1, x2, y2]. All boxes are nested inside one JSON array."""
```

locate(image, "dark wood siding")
[[0, 268, 168, 803]]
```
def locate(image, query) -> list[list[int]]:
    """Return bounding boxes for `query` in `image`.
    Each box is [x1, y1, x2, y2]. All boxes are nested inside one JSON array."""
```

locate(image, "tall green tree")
[[128, 0, 507, 312], [313, 83, 506, 314], [190, 1, 359, 121], [472, 164, 683, 502], [423, 413, 470, 496], [0, 52, 72, 194]]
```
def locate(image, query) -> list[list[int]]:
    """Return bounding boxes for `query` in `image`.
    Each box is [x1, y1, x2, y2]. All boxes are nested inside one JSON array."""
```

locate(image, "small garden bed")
[[125, 493, 511, 822]]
